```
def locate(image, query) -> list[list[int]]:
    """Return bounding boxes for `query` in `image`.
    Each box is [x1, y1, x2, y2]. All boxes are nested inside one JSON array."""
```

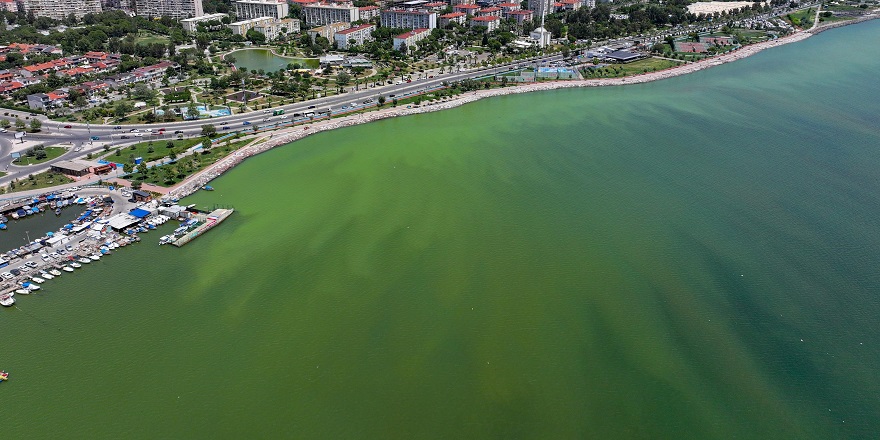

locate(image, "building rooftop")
[[336, 23, 375, 34], [395, 28, 430, 39]]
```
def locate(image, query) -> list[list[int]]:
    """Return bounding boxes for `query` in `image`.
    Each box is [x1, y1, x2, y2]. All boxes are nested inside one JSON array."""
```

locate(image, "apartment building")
[[234, 0, 288, 20], [333, 23, 375, 50], [180, 12, 228, 33], [134, 0, 204, 19], [392, 27, 430, 51], [19, 0, 101, 19], [380, 9, 436, 29], [302, 2, 359, 27]]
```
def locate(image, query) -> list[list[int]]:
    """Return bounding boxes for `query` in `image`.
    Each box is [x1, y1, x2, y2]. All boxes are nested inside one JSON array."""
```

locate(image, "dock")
[[171, 208, 234, 247]]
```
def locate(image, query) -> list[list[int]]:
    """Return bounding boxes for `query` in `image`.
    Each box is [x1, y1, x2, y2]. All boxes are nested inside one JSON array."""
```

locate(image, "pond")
[[226, 48, 319, 72]]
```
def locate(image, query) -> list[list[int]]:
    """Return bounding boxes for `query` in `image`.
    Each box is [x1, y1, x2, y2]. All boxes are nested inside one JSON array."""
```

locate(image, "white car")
[[130, 129, 140, 133], [134, 133, 143, 137], [0, 128, 7, 133], [1, 272, 12, 280], [20, 266, 31, 273], [263, 109, 271, 113]]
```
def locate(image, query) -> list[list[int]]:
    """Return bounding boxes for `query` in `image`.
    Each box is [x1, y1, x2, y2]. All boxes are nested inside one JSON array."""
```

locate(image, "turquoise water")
[[2, 21, 880, 438]]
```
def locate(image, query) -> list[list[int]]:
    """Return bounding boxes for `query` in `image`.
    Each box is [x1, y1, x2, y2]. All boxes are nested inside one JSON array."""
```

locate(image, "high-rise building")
[[302, 2, 358, 27], [20, 0, 102, 19], [234, 0, 288, 20], [527, 0, 548, 21], [134, 0, 204, 19]]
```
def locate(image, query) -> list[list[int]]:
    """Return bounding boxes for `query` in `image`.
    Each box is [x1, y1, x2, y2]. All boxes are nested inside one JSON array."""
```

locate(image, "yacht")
[[49, 269, 62, 276], [89, 254, 101, 261], [78, 258, 91, 264], [71, 262, 82, 268], [39, 272, 54, 280], [25, 283, 40, 291], [15, 289, 29, 295], [30, 277, 45, 284], [62, 266, 74, 272]]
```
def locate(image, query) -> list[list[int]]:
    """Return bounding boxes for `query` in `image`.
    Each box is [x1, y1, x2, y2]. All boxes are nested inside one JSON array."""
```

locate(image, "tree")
[[29, 119, 41, 132], [0, 119, 9, 129], [336, 71, 351, 89], [377, 96, 386, 106], [187, 101, 200, 120], [14, 118, 24, 130], [114, 101, 134, 119], [201, 124, 217, 137]]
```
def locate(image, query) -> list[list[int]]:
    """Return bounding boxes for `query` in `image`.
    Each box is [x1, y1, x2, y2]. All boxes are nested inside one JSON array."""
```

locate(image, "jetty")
[[170, 208, 234, 247]]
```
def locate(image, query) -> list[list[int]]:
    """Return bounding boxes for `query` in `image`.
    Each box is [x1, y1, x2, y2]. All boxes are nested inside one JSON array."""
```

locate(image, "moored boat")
[[78, 258, 91, 264], [15, 289, 29, 295], [49, 269, 62, 276], [1, 293, 15, 306], [71, 262, 81, 268], [25, 282, 40, 291], [89, 254, 100, 261], [62, 266, 74, 272], [40, 272, 54, 280], [0, 370, 9, 381]]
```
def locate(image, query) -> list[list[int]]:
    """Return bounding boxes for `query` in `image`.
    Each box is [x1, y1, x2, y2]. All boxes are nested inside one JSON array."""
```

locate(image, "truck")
[[272, 109, 285, 116]]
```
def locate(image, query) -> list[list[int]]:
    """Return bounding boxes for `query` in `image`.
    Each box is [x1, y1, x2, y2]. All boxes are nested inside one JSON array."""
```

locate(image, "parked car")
[[1, 272, 12, 280], [0, 128, 6, 133]]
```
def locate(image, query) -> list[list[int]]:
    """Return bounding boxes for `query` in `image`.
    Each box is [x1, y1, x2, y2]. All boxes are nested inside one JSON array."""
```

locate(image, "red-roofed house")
[[557, 0, 579, 10], [334, 24, 376, 50], [453, 4, 480, 15], [0, 80, 24, 96], [420, 2, 446, 11], [505, 9, 534, 23], [439, 12, 467, 27], [477, 6, 502, 17], [0, 0, 17, 13], [469, 15, 500, 32], [497, 2, 520, 12], [393, 28, 431, 51]]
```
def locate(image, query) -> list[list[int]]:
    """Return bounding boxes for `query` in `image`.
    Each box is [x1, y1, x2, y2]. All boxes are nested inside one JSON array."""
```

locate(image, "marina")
[[0, 187, 233, 304]]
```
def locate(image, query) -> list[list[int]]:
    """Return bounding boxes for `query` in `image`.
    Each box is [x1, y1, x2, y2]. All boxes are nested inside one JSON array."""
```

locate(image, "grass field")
[[135, 31, 170, 45], [783, 8, 816, 27], [134, 139, 251, 187], [13, 146, 66, 165], [7, 171, 73, 193], [103, 138, 202, 163], [582, 57, 683, 78]]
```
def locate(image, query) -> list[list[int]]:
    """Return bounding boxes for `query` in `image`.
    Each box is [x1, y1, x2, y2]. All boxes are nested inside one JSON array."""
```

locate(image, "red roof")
[[471, 15, 499, 21], [440, 12, 466, 18], [507, 9, 533, 14], [498, 2, 519, 6], [47, 92, 67, 100], [424, 2, 445, 6], [395, 28, 430, 39], [481, 6, 501, 12], [455, 4, 480, 8], [336, 24, 375, 34], [359, 5, 378, 9]]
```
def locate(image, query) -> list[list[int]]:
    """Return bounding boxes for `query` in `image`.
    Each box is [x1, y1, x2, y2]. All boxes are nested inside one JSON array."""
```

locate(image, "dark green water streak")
[[1, 21, 879, 439]]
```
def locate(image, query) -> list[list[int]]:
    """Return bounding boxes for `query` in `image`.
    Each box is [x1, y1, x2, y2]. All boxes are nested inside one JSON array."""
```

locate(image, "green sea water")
[[3, 22, 880, 438]]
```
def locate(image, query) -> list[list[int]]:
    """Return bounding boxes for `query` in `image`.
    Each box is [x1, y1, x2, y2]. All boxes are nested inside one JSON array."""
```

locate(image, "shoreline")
[[166, 18, 874, 199]]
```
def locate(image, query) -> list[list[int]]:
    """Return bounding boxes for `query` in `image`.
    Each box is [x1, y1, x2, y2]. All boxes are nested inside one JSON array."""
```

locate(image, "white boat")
[[89, 254, 101, 261], [26, 283, 40, 291], [40, 273, 54, 280], [71, 262, 82, 268], [15, 289, 29, 295], [62, 266, 74, 272], [78, 258, 91, 264], [30, 277, 45, 284], [0, 294, 14, 306], [49, 269, 62, 276]]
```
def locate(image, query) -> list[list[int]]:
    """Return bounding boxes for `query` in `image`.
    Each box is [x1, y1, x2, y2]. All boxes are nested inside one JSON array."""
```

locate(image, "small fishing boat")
[[55, 208, 61, 215], [89, 254, 100, 261], [202, 185, 214, 191], [25, 283, 40, 291], [0, 293, 14, 306], [71, 262, 82, 268], [78, 258, 91, 264], [0, 370, 9, 381], [40, 272, 54, 280], [15, 289, 29, 295], [30, 277, 45, 284], [49, 269, 62, 276], [62, 266, 74, 272]]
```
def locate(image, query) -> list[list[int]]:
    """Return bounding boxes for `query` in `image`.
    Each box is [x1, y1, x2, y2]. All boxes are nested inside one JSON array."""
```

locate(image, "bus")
[[272, 109, 285, 116]]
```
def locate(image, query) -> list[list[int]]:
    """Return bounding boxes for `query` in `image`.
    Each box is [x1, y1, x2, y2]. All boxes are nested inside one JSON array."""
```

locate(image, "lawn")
[[7, 170, 73, 193], [13, 146, 66, 165], [102, 138, 203, 163], [582, 57, 683, 78], [783, 8, 816, 27], [135, 31, 170, 45], [131, 139, 251, 187]]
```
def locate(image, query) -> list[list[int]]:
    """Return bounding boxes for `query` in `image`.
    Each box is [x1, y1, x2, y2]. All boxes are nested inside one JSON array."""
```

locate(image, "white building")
[[334, 24, 375, 50], [307, 21, 350, 42], [393, 27, 430, 51], [530, 26, 551, 48], [181, 12, 227, 33], [19, 0, 102, 19], [302, 3, 359, 27], [527, 0, 549, 20], [469, 15, 499, 32], [134, 0, 204, 19], [380, 9, 437, 29], [255, 18, 300, 40], [234, 0, 288, 20]]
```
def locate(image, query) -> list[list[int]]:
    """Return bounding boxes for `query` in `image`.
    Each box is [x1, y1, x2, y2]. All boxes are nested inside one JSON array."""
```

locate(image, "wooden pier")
[[171, 208, 234, 247]]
